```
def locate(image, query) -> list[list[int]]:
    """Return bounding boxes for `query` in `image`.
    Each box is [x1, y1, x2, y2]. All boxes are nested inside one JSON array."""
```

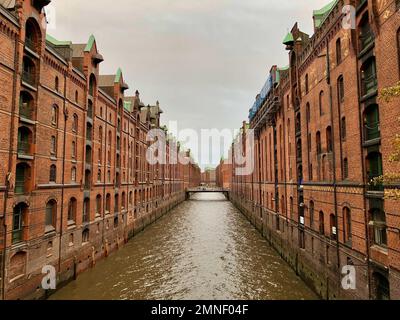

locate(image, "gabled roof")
[[84, 34, 96, 52], [313, 0, 338, 29]]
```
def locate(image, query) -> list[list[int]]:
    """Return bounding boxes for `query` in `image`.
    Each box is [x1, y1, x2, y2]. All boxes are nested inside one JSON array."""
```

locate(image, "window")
[[316, 132, 322, 155], [338, 76, 344, 102], [12, 203, 27, 244], [97, 169, 101, 182], [75, 90, 79, 103], [319, 211, 325, 235], [343, 158, 349, 179], [71, 166, 77, 182], [72, 114, 78, 133], [326, 126, 333, 152], [364, 104, 380, 141], [367, 152, 383, 181], [319, 91, 324, 115], [45, 200, 56, 228], [83, 198, 90, 223], [96, 195, 102, 216], [359, 13, 374, 52], [341, 117, 346, 141], [373, 272, 390, 300], [55, 77, 59, 92], [49, 165, 56, 183], [68, 198, 77, 222], [361, 58, 377, 97], [371, 206, 387, 247], [343, 207, 352, 245], [51, 105, 58, 126], [51, 135, 57, 155], [336, 38, 342, 65], [106, 194, 111, 213], [330, 214, 337, 240], [82, 228, 89, 243]]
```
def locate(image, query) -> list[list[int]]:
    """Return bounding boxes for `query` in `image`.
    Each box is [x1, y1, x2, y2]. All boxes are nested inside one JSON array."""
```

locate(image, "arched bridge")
[[185, 187, 230, 200]]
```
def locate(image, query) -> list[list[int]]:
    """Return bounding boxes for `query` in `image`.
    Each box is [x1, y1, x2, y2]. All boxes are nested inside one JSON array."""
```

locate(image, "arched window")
[[96, 195, 102, 216], [51, 135, 57, 155], [122, 192, 126, 210], [366, 152, 383, 181], [359, 12, 374, 52], [49, 164, 56, 183], [83, 198, 90, 223], [72, 114, 78, 133], [330, 214, 337, 240], [326, 126, 333, 152], [71, 166, 77, 182], [114, 194, 119, 213], [18, 126, 32, 156], [336, 38, 342, 65], [89, 74, 96, 97], [45, 200, 57, 229], [55, 76, 59, 92], [75, 90, 79, 103], [68, 198, 77, 222], [343, 207, 352, 244], [25, 18, 41, 52], [106, 194, 111, 213], [316, 131, 322, 154], [319, 211, 325, 235], [319, 91, 324, 115], [82, 228, 90, 243], [338, 76, 344, 102], [51, 105, 58, 126], [341, 117, 346, 141]]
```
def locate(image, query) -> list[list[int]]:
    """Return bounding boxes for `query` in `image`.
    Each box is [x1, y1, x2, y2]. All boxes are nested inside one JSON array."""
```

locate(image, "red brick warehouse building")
[[231, 0, 400, 299], [0, 0, 200, 299]]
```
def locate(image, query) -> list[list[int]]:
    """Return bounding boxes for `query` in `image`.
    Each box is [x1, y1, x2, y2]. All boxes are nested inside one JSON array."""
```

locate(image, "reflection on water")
[[50, 193, 317, 300]]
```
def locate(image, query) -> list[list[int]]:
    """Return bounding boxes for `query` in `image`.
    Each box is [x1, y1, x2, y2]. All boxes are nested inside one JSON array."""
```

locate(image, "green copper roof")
[[313, 0, 338, 28], [46, 34, 72, 46], [84, 34, 96, 52], [124, 100, 132, 112], [282, 32, 294, 45], [115, 68, 122, 83]]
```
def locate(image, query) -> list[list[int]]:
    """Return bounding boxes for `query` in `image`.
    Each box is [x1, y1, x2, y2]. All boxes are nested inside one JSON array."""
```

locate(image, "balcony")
[[17, 140, 32, 157], [362, 73, 378, 98], [364, 121, 380, 143], [359, 29, 374, 54], [22, 71, 36, 87]]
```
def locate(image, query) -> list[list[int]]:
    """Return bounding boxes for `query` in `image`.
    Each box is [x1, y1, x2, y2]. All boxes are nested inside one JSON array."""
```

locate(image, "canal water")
[[50, 193, 317, 300]]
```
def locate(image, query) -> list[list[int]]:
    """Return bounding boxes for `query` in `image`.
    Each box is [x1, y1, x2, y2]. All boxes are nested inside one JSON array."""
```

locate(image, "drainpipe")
[[326, 38, 342, 297], [2, 29, 21, 301], [57, 66, 69, 276]]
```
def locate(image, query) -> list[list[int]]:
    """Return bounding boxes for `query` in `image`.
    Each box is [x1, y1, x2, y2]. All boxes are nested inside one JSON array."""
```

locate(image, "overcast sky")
[[49, 0, 328, 169]]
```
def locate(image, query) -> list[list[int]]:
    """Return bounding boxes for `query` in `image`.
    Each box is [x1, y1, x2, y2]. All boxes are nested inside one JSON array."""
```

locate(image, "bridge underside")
[[185, 190, 230, 201]]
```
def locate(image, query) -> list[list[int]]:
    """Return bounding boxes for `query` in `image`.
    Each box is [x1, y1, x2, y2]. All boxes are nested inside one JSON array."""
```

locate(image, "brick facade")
[[231, 0, 400, 300], [0, 0, 200, 300]]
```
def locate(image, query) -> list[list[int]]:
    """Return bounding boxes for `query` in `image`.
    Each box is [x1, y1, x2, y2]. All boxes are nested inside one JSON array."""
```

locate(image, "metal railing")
[[365, 121, 380, 141], [359, 29, 374, 52], [17, 140, 31, 155], [362, 73, 378, 97]]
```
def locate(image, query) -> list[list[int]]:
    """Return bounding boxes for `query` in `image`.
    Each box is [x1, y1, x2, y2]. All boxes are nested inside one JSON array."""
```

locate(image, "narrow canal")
[[50, 193, 317, 300]]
